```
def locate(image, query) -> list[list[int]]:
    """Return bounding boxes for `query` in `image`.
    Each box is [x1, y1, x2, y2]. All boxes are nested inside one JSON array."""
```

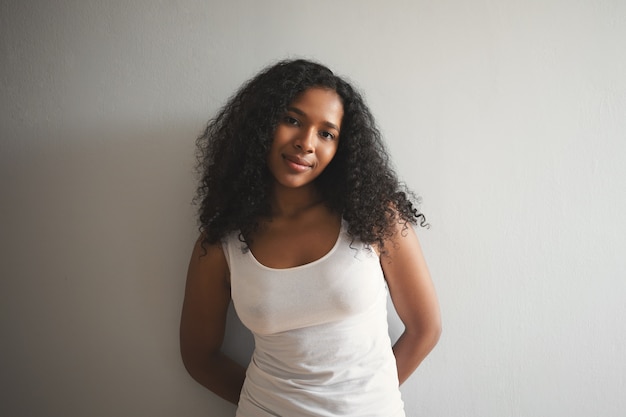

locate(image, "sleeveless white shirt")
[[223, 221, 405, 417]]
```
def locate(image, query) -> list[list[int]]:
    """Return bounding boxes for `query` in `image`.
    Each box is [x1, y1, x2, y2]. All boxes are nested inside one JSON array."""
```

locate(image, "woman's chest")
[[229, 237, 385, 335], [248, 215, 342, 269]]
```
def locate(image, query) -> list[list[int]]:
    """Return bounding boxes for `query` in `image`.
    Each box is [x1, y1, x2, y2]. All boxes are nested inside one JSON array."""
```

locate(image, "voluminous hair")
[[195, 58, 426, 250]]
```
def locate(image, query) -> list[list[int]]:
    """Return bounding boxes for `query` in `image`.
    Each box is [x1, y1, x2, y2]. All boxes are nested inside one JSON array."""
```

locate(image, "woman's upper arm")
[[180, 237, 231, 367], [381, 222, 441, 338]]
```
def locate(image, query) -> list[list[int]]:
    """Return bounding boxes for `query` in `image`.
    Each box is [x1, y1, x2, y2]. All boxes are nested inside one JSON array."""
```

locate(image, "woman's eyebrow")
[[286, 106, 306, 116], [286, 106, 340, 131]]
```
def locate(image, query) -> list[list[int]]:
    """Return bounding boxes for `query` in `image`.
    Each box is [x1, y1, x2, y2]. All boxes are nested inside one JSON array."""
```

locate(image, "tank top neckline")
[[245, 220, 346, 272]]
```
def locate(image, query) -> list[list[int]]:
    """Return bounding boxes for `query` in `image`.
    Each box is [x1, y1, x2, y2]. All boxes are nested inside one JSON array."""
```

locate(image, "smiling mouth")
[[283, 155, 312, 171]]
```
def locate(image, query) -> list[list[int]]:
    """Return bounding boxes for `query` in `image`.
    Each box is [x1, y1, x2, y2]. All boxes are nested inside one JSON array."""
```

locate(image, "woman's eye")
[[284, 116, 299, 126], [319, 131, 335, 140]]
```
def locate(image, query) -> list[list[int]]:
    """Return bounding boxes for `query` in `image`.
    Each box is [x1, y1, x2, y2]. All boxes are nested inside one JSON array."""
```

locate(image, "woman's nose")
[[294, 128, 316, 153]]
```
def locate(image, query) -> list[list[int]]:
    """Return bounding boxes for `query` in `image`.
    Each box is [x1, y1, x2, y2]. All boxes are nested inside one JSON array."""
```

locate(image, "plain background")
[[1, 1, 625, 416]]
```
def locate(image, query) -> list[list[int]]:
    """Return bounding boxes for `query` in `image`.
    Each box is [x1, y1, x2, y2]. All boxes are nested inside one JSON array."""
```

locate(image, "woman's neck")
[[270, 183, 325, 218]]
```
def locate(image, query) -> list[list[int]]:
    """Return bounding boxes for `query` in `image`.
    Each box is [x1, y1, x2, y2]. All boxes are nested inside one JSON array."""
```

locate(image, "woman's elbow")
[[430, 319, 442, 348], [418, 314, 442, 350]]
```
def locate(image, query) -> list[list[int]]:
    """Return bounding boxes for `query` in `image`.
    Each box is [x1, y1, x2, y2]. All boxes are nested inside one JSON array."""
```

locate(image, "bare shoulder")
[[181, 237, 231, 336], [378, 219, 426, 273], [187, 236, 230, 286], [380, 218, 440, 333]]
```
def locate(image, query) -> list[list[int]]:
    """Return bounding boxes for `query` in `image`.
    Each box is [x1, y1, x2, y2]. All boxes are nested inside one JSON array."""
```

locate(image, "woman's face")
[[267, 87, 344, 191]]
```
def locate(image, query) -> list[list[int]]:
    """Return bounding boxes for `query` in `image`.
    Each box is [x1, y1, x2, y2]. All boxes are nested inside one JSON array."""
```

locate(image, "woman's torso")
[[223, 219, 405, 417]]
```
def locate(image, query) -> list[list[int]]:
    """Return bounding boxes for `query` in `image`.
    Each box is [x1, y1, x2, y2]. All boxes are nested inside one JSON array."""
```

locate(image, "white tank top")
[[223, 221, 405, 417]]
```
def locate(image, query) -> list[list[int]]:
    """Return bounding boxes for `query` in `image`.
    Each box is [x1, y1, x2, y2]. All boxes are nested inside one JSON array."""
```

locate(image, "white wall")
[[1, 1, 625, 416]]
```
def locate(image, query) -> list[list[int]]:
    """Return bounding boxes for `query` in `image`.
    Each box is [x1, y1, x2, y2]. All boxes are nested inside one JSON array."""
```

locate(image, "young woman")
[[180, 59, 441, 416]]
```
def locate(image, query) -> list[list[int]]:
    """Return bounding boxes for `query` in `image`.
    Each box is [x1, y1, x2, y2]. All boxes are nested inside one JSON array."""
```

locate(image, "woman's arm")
[[179, 237, 246, 405], [381, 221, 442, 384]]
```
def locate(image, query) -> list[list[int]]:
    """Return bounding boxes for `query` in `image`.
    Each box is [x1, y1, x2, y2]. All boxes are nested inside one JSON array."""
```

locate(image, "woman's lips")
[[283, 154, 312, 172]]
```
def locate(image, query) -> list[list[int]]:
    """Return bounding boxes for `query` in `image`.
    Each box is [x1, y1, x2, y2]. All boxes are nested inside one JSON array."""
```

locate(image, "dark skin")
[[180, 88, 441, 405], [180, 237, 245, 404]]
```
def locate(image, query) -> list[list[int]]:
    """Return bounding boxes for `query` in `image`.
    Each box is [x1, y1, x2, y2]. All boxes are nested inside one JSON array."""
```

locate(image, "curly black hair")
[[195, 58, 426, 251]]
